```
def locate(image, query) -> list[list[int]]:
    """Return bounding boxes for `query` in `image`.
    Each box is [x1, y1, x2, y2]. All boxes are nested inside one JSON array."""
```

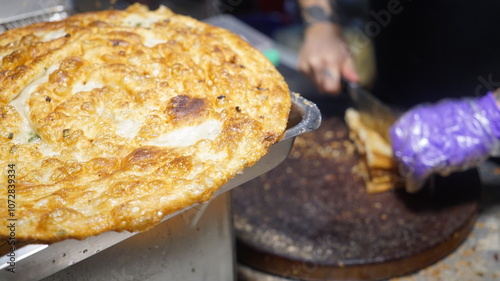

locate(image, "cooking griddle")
[[232, 96, 480, 281]]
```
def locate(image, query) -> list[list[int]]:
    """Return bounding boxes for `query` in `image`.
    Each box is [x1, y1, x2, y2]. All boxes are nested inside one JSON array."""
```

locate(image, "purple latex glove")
[[390, 92, 500, 192]]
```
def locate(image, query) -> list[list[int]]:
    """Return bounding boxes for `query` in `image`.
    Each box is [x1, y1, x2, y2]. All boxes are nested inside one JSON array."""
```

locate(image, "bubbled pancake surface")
[[0, 4, 291, 242]]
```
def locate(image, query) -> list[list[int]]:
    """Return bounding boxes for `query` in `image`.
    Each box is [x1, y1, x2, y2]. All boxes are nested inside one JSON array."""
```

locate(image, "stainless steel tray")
[[0, 93, 320, 280]]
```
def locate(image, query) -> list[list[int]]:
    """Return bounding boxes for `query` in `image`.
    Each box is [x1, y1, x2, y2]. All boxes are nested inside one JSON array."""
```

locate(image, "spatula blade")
[[347, 82, 397, 143]]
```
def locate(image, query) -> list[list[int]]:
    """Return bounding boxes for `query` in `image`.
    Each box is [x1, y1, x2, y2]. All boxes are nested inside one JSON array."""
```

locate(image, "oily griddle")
[[232, 97, 480, 281]]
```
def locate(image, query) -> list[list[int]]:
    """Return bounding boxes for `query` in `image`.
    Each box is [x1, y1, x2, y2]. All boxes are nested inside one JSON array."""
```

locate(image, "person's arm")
[[297, 0, 359, 94], [390, 89, 500, 192]]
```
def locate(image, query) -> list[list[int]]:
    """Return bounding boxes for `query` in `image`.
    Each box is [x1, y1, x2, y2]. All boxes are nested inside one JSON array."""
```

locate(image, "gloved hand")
[[390, 91, 500, 192]]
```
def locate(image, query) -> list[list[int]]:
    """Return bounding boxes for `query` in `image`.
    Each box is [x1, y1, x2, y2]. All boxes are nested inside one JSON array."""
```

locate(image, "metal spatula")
[[346, 82, 398, 143]]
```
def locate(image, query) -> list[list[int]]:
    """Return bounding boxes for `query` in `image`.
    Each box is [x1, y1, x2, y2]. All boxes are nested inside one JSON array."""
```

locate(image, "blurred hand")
[[390, 92, 500, 192], [298, 23, 359, 94]]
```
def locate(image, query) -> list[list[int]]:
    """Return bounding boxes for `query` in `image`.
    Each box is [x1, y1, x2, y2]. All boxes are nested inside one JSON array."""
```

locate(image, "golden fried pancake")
[[345, 108, 402, 193], [0, 4, 291, 242]]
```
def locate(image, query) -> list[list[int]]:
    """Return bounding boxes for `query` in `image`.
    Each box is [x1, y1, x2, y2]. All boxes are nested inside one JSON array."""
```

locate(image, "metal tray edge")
[[0, 94, 320, 280]]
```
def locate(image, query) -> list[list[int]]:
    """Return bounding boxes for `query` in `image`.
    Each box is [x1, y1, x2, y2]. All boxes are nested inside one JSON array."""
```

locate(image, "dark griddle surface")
[[232, 96, 480, 280]]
